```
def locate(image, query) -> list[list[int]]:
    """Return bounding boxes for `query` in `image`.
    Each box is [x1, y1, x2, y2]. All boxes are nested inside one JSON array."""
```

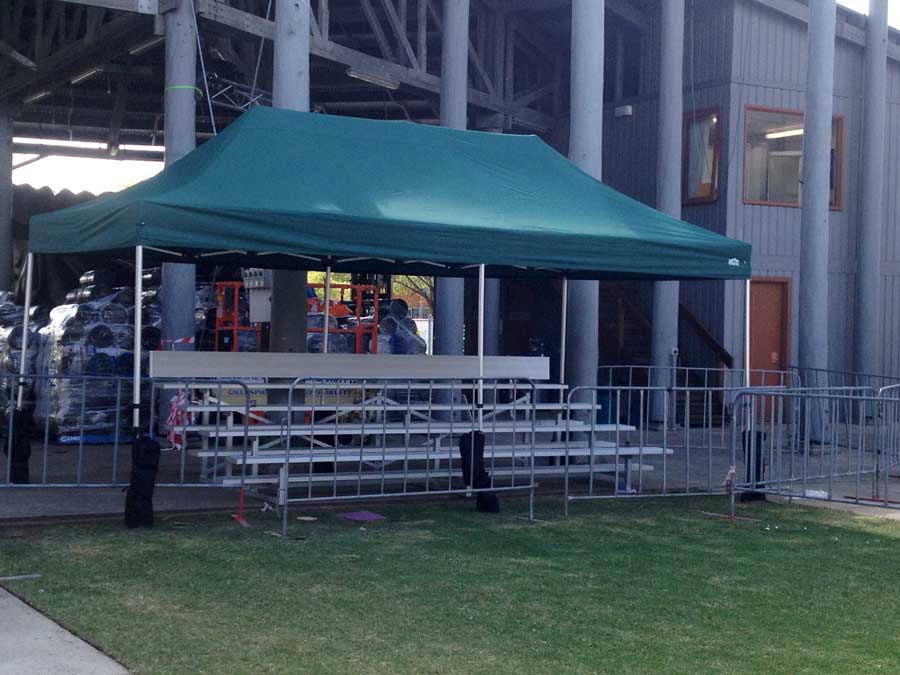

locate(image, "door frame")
[[749, 276, 791, 379]]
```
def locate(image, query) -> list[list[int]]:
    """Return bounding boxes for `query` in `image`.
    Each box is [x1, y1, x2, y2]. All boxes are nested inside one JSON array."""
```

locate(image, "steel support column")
[[434, 0, 469, 357], [854, 0, 888, 375], [0, 109, 13, 292], [269, 0, 311, 355], [478, 124, 503, 361], [161, 0, 198, 431], [160, 0, 200, 444], [650, 0, 684, 422], [565, 0, 603, 396], [799, 2, 836, 376]]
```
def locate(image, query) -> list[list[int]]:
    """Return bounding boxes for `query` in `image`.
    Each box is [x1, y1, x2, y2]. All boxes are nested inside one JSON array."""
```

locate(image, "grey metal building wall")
[[677, 0, 734, 368], [722, 0, 869, 376], [554, 0, 897, 377], [592, 0, 735, 369], [880, 57, 900, 376]]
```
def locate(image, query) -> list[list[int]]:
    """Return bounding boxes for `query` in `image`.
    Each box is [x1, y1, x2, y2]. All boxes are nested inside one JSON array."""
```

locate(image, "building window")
[[743, 106, 843, 209], [682, 109, 720, 204]]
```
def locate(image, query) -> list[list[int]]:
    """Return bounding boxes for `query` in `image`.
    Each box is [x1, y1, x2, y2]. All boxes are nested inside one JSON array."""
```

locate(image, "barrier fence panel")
[[598, 366, 799, 430], [562, 385, 756, 513], [9, 369, 900, 526], [731, 388, 900, 509], [271, 378, 540, 536], [3, 373, 547, 533], [792, 366, 900, 393], [880, 385, 900, 471], [1, 373, 251, 490]]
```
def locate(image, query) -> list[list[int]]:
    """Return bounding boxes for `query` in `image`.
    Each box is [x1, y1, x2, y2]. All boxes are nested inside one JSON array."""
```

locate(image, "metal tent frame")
[[14, 248, 751, 441]]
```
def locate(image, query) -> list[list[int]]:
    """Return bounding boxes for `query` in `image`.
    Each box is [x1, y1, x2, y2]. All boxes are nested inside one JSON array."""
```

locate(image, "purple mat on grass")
[[341, 510, 386, 522]]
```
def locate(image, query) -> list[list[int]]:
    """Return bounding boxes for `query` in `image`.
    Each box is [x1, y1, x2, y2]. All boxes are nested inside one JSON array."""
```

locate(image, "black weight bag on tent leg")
[[125, 434, 161, 528], [3, 408, 33, 484], [458, 431, 500, 513]]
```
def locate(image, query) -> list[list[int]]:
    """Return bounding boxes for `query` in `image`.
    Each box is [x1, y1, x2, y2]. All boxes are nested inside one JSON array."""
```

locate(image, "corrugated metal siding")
[[602, 99, 658, 204], [684, 0, 733, 87], [561, 0, 900, 376], [881, 55, 900, 375], [679, 279, 726, 368], [882, 276, 900, 377], [597, 0, 736, 370], [731, 0, 806, 90], [721, 0, 868, 374], [679, 78, 730, 368]]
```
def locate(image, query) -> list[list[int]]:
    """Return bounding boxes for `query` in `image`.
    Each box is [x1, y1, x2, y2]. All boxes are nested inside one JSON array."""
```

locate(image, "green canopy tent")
[[23, 106, 752, 428]]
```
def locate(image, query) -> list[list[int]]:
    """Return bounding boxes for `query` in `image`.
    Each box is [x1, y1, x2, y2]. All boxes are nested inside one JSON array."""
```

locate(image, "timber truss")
[[1, 0, 633, 160]]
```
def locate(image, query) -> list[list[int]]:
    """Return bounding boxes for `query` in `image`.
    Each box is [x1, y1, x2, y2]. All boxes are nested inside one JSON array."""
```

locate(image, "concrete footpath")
[[0, 588, 127, 674]]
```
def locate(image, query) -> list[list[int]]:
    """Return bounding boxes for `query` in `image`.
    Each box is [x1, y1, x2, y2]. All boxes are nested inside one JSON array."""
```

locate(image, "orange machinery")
[[307, 283, 379, 354], [215, 281, 261, 352], [215, 280, 378, 353]]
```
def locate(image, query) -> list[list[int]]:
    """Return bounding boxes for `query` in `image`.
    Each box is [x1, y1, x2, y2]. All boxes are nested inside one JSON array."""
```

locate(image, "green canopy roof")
[[29, 106, 750, 280]]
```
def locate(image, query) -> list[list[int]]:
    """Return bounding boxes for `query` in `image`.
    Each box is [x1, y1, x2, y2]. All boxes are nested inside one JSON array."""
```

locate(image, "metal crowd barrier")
[[878, 385, 900, 470], [791, 366, 900, 392], [8, 371, 900, 528], [271, 378, 540, 536], [1, 373, 251, 490], [598, 365, 799, 430], [730, 387, 900, 510], [562, 385, 758, 513]]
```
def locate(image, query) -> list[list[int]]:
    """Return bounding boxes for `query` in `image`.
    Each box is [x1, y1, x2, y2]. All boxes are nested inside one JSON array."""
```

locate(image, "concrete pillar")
[[433, 0, 469, 357], [854, 0, 888, 376], [0, 109, 12, 291], [484, 279, 500, 356], [157, 0, 198, 434], [269, 0, 310, 354], [650, 0, 684, 421], [799, 2, 836, 377], [272, 0, 311, 111], [565, 0, 603, 395], [161, 0, 198, 354]]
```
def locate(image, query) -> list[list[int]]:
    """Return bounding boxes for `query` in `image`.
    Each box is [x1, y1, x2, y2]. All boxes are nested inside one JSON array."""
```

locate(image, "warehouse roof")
[[29, 106, 750, 280]]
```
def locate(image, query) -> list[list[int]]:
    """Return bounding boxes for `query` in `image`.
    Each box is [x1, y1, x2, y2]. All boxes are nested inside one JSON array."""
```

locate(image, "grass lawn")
[[2, 496, 900, 674]]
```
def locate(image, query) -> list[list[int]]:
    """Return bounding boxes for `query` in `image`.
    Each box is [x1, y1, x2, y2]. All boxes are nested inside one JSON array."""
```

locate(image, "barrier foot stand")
[[232, 488, 250, 527], [701, 467, 760, 522]]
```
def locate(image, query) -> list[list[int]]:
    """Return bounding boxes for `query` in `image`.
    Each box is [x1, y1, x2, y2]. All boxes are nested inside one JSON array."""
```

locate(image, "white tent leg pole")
[[133, 246, 144, 430], [744, 278, 751, 388], [477, 264, 485, 432], [323, 266, 331, 354], [15, 252, 33, 410], [559, 278, 568, 386]]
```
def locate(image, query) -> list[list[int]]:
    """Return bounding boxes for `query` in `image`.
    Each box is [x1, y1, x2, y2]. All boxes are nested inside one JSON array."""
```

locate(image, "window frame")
[[742, 105, 844, 210], [682, 107, 721, 205]]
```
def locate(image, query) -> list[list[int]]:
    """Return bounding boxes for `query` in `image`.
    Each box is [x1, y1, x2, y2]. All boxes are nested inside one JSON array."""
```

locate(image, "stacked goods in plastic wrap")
[[0, 291, 24, 326], [32, 270, 162, 443], [0, 324, 39, 377], [0, 292, 30, 409], [0, 293, 31, 375], [377, 299, 427, 355]]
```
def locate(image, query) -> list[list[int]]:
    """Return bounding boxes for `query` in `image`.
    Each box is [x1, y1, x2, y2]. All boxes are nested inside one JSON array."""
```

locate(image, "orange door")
[[749, 278, 790, 388]]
